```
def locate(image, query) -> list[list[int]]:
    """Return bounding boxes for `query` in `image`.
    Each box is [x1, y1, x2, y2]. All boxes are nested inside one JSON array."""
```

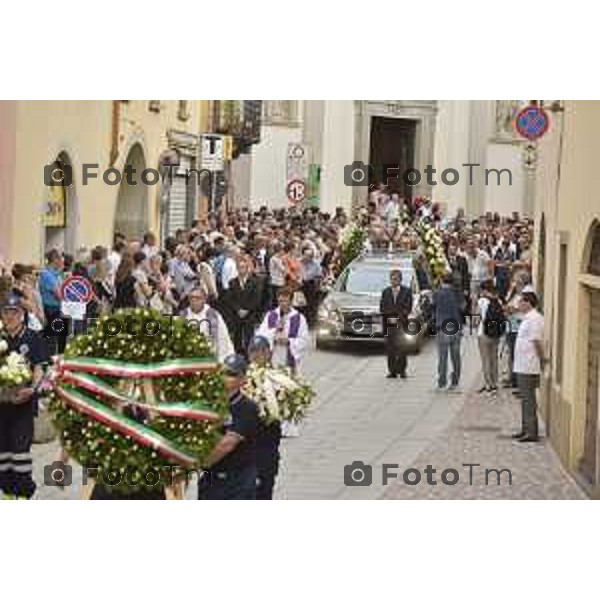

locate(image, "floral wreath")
[[50, 308, 229, 496]]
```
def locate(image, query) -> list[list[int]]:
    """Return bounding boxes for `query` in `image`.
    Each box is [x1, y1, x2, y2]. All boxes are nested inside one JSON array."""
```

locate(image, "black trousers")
[[232, 320, 257, 356], [302, 280, 319, 327], [0, 401, 35, 498], [507, 331, 518, 387], [256, 422, 282, 500], [43, 308, 66, 355], [386, 329, 407, 376], [197, 465, 257, 500]]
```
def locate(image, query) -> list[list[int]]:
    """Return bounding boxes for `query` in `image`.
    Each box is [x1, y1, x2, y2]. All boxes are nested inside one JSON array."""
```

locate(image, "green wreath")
[[50, 308, 229, 496]]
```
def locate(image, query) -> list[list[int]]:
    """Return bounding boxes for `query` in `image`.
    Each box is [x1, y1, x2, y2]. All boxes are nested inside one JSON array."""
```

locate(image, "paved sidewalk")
[[382, 384, 586, 500]]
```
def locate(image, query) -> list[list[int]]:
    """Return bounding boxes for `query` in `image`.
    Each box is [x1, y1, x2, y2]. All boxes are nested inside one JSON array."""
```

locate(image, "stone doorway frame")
[[352, 100, 438, 209]]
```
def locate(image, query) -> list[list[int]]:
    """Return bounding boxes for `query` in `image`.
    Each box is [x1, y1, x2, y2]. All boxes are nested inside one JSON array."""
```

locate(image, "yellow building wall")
[[11, 100, 112, 263], [537, 100, 600, 486], [8, 100, 202, 264]]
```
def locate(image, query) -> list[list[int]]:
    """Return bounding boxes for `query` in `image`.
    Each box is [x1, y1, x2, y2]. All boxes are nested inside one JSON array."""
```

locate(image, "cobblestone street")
[[31, 334, 584, 500], [276, 335, 585, 500]]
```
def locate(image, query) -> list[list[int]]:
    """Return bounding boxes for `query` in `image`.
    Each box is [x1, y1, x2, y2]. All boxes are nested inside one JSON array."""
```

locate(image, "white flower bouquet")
[[243, 365, 315, 424], [414, 219, 448, 286], [0, 324, 32, 403]]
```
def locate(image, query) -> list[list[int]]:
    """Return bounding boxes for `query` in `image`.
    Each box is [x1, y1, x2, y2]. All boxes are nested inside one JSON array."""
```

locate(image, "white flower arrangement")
[[243, 365, 315, 424], [0, 329, 32, 392], [414, 218, 448, 285]]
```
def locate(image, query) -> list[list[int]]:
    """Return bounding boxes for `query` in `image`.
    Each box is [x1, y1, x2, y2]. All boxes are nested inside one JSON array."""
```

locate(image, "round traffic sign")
[[287, 179, 306, 204], [515, 104, 550, 141], [288, 144, 305, 160], [60, 275, 93, 303]]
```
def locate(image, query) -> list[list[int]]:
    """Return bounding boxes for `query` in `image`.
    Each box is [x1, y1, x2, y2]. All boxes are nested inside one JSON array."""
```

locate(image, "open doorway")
[[369, 117, 417, 198]]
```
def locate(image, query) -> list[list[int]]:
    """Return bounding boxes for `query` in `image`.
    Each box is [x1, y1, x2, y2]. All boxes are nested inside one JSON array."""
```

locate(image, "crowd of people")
[[364, 187, 543, 443], [0, 191, 546, 500]]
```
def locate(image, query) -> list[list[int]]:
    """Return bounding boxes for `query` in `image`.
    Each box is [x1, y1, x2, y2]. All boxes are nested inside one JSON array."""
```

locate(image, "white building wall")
[[483, 143, 525, 216], [249, 124, 302, 209], [319, 100, 355, 215], [230, 152, 252, 207], [433, 100, 471, 216]]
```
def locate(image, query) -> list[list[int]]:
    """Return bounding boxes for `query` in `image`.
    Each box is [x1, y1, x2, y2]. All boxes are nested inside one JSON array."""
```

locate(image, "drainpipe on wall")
[[110, 100, 120, 167]]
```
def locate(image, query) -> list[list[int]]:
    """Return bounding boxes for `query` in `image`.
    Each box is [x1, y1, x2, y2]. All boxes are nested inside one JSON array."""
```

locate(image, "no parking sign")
[[60, 275, 93, 319]]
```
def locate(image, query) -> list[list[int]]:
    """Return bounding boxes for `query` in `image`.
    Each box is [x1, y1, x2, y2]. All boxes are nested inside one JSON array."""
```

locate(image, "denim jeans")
[[437, 332, 461, 388]]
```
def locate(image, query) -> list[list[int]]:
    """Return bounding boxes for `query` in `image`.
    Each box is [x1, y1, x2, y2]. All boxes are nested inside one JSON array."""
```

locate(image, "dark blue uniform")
[[256, 420, 282, 500], [0, 326, 48, 498], [198, 390, 260, 500]]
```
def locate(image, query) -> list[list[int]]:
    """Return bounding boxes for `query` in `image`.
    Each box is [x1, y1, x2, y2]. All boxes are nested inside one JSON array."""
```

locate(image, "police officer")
[[198, 354, 260, 500], [248, 335, 282, 500], [0, 294, 48, 499]]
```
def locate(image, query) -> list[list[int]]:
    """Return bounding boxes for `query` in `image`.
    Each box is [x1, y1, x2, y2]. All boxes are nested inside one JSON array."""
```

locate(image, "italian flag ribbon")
[[55, 386, 200, 468], [52, 357, 222, 467], [57, 356, 217, 378], [58, 371, 221, 422]]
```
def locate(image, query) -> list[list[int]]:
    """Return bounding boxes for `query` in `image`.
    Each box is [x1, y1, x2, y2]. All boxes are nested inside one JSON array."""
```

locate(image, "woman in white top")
[[476, 281, 500, 395]]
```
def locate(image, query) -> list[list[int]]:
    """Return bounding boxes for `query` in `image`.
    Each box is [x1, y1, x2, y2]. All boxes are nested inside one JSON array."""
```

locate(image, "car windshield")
[[339, 266, 414, 295]]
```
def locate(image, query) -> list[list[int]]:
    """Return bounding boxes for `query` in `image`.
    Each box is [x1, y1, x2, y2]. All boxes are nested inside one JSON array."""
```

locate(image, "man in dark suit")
[[225, 255, 262, 356], [380, 269, 413, 379]]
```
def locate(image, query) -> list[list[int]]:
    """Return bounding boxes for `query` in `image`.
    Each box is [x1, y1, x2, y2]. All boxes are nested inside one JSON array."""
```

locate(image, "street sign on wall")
[[60, 275, 93, 320], [286, 143, 308, 205], [515, 104, 550, 141], [287, 179, 306, 204], [287, 143, 307, 180], [201, 134, 225, 171]]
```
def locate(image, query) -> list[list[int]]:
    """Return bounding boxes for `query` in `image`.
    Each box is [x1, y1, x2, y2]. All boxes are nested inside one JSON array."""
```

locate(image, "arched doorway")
[[44, 151, 78, 254], [581, 220, 600, 484], [114, 144, 148, 241]]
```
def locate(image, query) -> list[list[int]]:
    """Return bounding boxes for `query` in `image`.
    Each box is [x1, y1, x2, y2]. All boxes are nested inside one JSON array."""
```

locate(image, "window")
[[148, 100, 161, 113], [338, 266, 413, 295], [588, 222, 600, 276], [263, 100, 300, 126], [178, 100, 190, 121]]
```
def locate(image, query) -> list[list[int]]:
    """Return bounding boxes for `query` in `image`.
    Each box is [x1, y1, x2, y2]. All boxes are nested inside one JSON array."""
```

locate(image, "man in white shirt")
[[512, 292, 545, 442], [108, 241, 126, 284], [183, 287, 233, 363], [220, 246, 239, 292], [466, 239, 492, 290]]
